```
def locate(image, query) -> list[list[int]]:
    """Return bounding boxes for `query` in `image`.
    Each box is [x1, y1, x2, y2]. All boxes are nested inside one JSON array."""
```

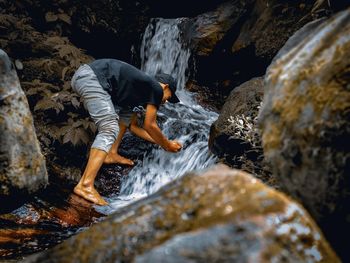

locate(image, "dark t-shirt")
[[89, 59, 163, 110]]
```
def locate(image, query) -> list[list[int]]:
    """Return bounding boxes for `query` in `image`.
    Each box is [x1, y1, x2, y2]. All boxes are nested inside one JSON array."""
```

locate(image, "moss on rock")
[[258, 8, 350, 261], [23, 165, 339, 263]]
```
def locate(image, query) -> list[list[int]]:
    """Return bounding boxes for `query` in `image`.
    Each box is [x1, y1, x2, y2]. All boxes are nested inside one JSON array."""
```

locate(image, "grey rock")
[[258, 8, 350, 259], [181, 1, 254, 56], [209, 76, 264, 156], [211, 76, 264, 136], [0, 49, 47, 195], [22, 165, 339, 263], [208, 77, 268, 179]]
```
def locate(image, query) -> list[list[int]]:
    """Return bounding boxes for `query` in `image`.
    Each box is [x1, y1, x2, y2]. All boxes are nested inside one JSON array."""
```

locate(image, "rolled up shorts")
[[71, 64, 134, 152]]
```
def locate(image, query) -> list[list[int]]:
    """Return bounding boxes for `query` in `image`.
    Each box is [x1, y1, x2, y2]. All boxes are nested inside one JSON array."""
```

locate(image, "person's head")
[[154, 73, 180, 104]]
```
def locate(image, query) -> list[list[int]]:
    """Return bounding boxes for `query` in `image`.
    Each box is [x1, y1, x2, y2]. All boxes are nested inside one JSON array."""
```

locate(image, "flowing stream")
[[0, 18, 219, 259], [106, 18, 219, 210]]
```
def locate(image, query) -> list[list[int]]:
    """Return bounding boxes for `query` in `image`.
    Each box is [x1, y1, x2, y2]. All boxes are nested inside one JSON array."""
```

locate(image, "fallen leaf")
[[45, 12, 58, 22]]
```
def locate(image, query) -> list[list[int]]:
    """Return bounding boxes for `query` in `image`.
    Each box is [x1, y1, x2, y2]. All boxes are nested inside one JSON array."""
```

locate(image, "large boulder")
[[258, 8, 350, 260], [0, 11, 94, 183], [181, 1, 255, 57], [209, 76, 264, 149], [0, 50, 48, 196], [181, 0, 317, 103], [23, 165, 339, 262], [209, 77, 271, 182]]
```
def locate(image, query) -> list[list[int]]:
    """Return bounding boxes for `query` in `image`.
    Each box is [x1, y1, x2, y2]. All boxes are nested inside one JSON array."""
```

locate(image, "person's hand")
[[165, 140, 182, 152]]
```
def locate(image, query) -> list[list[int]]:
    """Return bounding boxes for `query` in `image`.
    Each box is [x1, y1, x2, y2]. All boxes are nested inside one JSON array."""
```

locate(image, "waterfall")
[[108, 18, 218, 210]]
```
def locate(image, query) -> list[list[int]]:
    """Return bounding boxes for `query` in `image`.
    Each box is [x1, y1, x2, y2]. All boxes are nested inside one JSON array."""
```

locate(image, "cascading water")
[[108, 18, 218, 209], [140, 18, 190, 103], [0, 17, 221, 261]]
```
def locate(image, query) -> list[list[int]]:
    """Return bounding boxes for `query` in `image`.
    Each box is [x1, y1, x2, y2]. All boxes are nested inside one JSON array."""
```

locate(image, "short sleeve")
[[146, 79, 163, 108]]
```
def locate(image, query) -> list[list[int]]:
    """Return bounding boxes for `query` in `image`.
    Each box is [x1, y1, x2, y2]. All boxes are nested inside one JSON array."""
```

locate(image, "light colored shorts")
[[71, 64, 134, 152]]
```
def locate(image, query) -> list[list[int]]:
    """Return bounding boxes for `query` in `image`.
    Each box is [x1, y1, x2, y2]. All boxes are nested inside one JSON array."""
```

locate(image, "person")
[[70, 59, 182, 206]]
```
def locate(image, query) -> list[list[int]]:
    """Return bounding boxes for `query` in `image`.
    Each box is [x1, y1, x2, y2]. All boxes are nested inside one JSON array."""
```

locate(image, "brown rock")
[[258, 8, 350, 260], [0, 229, 49, 244], [209, 77, 270, 181], [181, 0, 317, 106], [211, 76, 264, 131], [0, 180, 106, 259], [182, 1, 255, 56], [23, 165, 339, 263]]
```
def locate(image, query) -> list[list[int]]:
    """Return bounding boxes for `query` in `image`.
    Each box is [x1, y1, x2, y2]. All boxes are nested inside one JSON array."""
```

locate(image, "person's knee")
[[97, 118, 119, 139]]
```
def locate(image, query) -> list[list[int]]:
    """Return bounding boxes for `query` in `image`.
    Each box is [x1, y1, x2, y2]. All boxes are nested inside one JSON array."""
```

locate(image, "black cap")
[[154, 72, 180, 103]]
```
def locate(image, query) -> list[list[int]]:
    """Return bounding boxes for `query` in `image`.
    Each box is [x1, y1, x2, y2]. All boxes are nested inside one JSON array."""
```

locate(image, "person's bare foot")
[[104, 153, 134, 165], [73, 184, 108, 206]]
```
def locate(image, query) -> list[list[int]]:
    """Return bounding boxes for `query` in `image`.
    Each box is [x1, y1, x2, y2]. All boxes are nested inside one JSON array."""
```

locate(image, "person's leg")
[[71, 64, 119, 205], [73, 148, 108, 205], [104, 121, 134, 165]]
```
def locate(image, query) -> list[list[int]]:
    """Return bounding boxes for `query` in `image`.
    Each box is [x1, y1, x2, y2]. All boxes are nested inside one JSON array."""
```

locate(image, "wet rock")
[[209, 77, 271, 182], [182, 1, 255, 57], [0, 49, 47, 196], [0, 11, 94, 184], [182, 1, 317, 105], [231, 0, 314, 61], [23, 165, 339, 263], [185, 80, 224, 111], [258, 8, 350, 260], [269, 18, 327, 64], [0, 179, 106, 259], [210, 76, 264, 135], [0, 228, 50, 258]]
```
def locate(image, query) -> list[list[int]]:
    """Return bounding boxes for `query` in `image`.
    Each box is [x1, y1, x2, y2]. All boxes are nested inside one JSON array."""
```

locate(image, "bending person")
[[71, 59, 182, 206]]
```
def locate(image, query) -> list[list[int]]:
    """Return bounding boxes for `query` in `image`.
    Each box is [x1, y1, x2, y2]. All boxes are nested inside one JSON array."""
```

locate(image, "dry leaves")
[[45, 11, 71, 24]]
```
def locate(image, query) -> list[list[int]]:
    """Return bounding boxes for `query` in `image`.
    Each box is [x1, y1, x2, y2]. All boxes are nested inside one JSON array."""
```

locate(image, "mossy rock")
[[0, 49, 48, 196], [209, 77, 270, 181], [23, 165, 339, 263], [258, 8, 350, 260]]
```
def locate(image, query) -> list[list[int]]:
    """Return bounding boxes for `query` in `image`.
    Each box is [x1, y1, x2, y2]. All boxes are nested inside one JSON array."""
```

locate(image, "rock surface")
[[209, 77, 271, 183], [0, 177, 106, 259], [0, 10, 94, 181], [181, 0, 316, 104], [210, 76, 264, 136], [258, 8, 350, 260], [23, 165, 339, 263], [0, 49, 47, 196], [0, 153, 139, 260], [182, 1, 255, 57]]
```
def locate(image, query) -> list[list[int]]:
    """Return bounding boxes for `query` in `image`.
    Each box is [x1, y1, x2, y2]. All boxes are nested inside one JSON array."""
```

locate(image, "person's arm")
[[144, 104, 182, 152], [129, 114, 156, 143]]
